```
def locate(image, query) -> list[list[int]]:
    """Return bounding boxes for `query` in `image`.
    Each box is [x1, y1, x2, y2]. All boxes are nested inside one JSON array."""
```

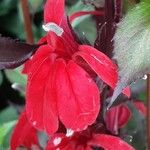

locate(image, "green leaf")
[[110, 1, 150, 106], [0, 121, 16, 147], [29, 0, 43, 12], [0, 0, 17, 16], [5, 66, 27, 87], [0, 106, 18, 124]]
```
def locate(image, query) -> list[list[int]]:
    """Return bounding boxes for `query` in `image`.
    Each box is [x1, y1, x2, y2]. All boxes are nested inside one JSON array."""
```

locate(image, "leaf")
[[0, 121, 16, 146], [5, 66, 27, 86], [0, 37, 39, 69], [111, 1, 150, 105], [0, 106, 18, 124], [0, 0, 17, 16]]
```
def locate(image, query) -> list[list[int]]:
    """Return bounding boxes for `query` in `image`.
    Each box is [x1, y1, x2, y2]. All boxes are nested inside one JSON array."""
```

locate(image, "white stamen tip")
[[66, 129, 74, 137], [53, 137, 62, 146], [42, 22, 64, 36]]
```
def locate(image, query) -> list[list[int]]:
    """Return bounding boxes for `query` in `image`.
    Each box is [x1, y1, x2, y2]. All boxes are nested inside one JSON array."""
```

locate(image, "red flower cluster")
[[10, 0, 138, 149]]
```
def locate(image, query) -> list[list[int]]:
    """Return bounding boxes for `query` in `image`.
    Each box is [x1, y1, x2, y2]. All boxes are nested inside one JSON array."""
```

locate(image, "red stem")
[[20, 0, 34, 44], [70, 10, 104, 23]]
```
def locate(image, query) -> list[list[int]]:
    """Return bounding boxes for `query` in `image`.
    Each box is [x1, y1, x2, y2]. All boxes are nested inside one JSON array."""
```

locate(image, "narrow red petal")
[[44, 0, 65, 24], [26, 54, 58, 134], [105, 105, 131, 134], [70, 11, 104, 23], [47, 31, 78, 55], [55, 59, 100, 131], [74, 45, 118, 89], [89, 134, 135, 150], [10, 111, 39, 150], [133, 100, 147, 116]]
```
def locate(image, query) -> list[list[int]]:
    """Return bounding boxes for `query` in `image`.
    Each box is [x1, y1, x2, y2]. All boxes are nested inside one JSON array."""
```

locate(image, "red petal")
[[44, 0, 65, 25], [133, 100, 147, 116], [26, 54, 59, 134], [74, 45, 118, 88], [105, 105, 131, 134], [74, 45, 130, 98], [46, 133, 77, 150], [10, 111, 39, 150], [70, 11, 104, 23], [23, 45, 53, 75], [89, 134, 135, 150], [122, 86, 131, 98], [55, 59, 100, 131]]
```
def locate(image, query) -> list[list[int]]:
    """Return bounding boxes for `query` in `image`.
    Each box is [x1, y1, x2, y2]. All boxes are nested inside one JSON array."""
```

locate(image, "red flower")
[[24, 0, 128, 135], [133, 100, 147, 116], [46, 130, 135, 150], [105, 104, 131, 134], [10, 111, 39, 150]]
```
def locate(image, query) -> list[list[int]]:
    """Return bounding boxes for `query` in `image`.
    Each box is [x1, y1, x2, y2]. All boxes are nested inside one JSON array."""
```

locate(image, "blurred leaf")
[[0, 121, 16, 149], [111, 1, 150, 105], [0, 12, 25, 39], [0, 0, 17, 16], [5, 67, 27, 87], [29, 0, 43, 12], [121, 102, 146, 150], [75, 17, 96, 45], [139, 93, 146, 101], [0, 72, 3, 86], [0, 106, 18, 124]]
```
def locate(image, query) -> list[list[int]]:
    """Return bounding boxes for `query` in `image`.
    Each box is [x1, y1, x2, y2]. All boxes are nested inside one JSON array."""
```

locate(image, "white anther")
[[53, 137, 62, 146], [66, 129, 74, 137], [42, 22, 64, 36]]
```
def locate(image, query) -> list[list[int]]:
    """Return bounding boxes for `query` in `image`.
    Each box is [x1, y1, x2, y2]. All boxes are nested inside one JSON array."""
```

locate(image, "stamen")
[[66, 128, 74, 137], [42, 22, 64, 36]]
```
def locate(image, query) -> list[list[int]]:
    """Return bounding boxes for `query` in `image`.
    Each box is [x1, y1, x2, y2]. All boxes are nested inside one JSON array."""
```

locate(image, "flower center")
[[42, 22, 64, 36]]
